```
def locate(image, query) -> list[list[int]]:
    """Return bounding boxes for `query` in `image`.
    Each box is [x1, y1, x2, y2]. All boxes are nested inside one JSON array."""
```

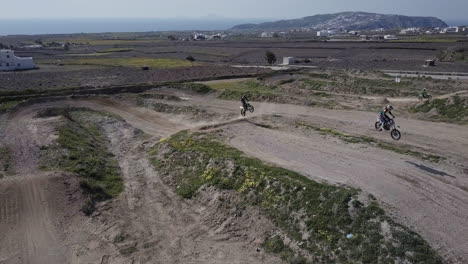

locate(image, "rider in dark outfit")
[[379, 105, 395, 130], [241, 94, 249, 109]]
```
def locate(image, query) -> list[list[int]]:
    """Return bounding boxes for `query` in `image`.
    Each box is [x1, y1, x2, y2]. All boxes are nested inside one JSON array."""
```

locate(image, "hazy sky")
[[3, 0, 468, 21]]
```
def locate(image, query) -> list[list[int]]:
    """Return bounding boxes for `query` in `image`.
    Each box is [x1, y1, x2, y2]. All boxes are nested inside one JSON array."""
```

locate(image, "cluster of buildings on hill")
[[256, 25, 468, 40], [0, 49, 35, 71], [400, 26, 467, 35]]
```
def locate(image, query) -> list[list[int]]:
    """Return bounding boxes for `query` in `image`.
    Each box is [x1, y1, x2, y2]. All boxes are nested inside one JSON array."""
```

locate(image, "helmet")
[[386, 105, 394, 111]]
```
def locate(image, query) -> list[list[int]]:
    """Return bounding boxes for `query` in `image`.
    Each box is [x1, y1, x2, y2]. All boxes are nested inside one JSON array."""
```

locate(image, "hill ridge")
[[231, 11, 448, 31]]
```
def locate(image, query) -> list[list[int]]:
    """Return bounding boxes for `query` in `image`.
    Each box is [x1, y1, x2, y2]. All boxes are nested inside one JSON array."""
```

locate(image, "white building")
[[260, 32, 275, 38], [281, 57, 295, 65], [0, 50, 35, 71], [317, 30, 333, 37], [441, 27, 459, 33], [400, 28, 421, 35], [191, 33, 207, 41], [384, 35, 398, 40]]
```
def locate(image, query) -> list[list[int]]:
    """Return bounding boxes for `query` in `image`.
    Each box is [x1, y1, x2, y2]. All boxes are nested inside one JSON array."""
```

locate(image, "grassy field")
[[41, 57, 192, 69], [149, 131, 442, 263], [97, 48, 134, 53]]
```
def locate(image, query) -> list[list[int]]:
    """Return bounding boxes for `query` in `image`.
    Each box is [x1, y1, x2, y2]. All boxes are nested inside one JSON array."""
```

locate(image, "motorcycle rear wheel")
[[391, 129, 401, 140], [241, 109, 246, 116]]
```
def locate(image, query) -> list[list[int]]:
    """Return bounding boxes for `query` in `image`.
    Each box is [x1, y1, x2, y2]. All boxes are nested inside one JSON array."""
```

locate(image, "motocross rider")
[[421, 88, 428, 98], [241, 94, 249, 109], [379, 105, 395, 130]]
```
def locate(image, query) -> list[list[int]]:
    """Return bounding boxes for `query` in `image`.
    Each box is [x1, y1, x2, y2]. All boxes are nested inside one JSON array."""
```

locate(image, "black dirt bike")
[[418, 92, 432, 101], [375, 117, 401, 140], [240, 103, 254, 116]]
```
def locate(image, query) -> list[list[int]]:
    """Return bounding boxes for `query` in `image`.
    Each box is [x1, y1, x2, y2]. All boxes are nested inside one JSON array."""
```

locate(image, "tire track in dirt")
[[0, 107, 84, 264], [91, 115, 282, 263], [0, 173, 69, 264]]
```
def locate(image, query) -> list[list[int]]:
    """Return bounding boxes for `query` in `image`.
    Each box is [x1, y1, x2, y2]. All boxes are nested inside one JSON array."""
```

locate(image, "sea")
[[0, 18, 267, 36], [1, 18, 466, 36]]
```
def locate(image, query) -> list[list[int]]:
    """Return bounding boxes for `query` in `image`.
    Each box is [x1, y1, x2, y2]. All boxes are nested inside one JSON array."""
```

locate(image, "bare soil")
[[1, 86, 467, 263]]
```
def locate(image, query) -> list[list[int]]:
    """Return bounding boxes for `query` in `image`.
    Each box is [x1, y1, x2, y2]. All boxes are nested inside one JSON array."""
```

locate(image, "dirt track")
[[1, 92, 468, 263], [0, 100, 282, 264]]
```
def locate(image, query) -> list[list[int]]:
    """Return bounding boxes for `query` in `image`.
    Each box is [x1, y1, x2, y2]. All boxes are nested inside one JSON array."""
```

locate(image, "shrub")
[[265, 50, 277, 65]]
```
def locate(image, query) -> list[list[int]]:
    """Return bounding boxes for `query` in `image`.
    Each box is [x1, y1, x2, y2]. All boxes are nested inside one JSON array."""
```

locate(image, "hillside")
[[231, 11, 448, 31]]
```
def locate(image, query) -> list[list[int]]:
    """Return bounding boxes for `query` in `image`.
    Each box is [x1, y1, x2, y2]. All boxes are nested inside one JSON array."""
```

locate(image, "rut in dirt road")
[[0, 108, 84, 264], [90, 115, 282, 263]]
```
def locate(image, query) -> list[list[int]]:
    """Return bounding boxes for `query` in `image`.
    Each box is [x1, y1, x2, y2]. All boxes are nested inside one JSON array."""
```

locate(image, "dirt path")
[[222, 121, 468, 263], [193, 98, 468, 164], [74, 95, 468, 262], [1, 94, 467, 263], [0, 100, 282, 264], [0, 173, 70, 264], [0, 109, 83, 264]]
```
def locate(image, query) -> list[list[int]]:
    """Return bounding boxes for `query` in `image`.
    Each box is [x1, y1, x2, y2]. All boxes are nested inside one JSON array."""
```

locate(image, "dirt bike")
[[418, 93, 432, 101], [240, 103, 254, 116], [375, 117, 401, 140]]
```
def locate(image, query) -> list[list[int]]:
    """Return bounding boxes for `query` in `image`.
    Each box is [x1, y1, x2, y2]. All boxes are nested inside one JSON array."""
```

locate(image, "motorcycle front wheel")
[[391, 129, 401, 140], [248, 105, 254, 113], [375, 121, 382, 130]]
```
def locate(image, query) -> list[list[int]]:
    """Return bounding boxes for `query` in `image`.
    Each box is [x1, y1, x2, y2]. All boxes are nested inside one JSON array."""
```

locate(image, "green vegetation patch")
[[38, 107, 123, 214], [55, 38, 163, 45], [207, 79, 282, 101], [98, 48, 134, 53], [149, 131, 442, 263], [301, 79, 330, 90], [174, 83, 214, 94], [410, 95, 468, 123], [0, 146, 14, 177], [346, 77, 412, 96], [296, 122, 444, 162], [393, 37, 458, 43], [0, 100, 22, 113], [44, 57, 192, 69], [300, 73, 416, 97]]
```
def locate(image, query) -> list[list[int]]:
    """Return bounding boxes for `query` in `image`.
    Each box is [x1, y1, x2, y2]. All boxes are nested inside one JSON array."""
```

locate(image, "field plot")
[[39, 57, 193, 69]]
